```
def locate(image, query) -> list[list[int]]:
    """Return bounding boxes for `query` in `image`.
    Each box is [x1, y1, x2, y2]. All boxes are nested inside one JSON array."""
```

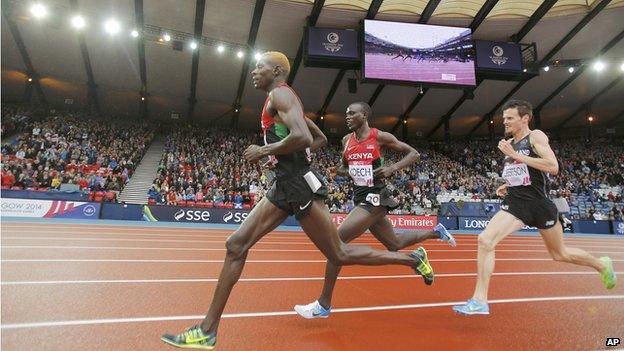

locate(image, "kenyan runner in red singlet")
[[294, 101, 457, 319]]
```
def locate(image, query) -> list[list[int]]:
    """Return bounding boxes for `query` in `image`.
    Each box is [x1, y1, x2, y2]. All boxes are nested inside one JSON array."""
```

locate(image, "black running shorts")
[[266, 168, 328, 220], [354, 187, 400, 213], [500, 195, 559, 229]]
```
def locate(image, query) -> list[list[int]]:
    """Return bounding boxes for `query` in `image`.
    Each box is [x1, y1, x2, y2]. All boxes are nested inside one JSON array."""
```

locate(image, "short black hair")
[[351, 101, 372, 118], [501, 99, 533, 120]]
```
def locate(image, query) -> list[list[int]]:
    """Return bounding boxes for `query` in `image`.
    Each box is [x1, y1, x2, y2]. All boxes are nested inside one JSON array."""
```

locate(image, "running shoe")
[[599, 256, 617, 289], [161, 325, 216, 350], [434, 223, 456, 247], [293, 300, 331, 319], [409, 247, 434, 285], [452, 299, 490, 315]]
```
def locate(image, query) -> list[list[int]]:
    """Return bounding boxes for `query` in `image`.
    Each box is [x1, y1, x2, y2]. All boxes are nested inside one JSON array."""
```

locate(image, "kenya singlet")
[[343, 128, 385, 201], [260, 83, 311, 178]]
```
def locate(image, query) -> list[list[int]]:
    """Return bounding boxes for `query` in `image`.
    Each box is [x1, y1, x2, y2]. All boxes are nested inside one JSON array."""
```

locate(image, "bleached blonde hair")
[[261, 51, 290, 77]]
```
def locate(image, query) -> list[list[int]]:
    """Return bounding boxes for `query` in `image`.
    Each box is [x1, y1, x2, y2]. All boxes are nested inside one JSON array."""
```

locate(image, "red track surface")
[[1, 222, 623, 351]]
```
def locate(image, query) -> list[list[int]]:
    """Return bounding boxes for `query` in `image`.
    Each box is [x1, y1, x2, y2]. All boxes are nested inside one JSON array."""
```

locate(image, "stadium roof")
[[2, 0, 624, 139]]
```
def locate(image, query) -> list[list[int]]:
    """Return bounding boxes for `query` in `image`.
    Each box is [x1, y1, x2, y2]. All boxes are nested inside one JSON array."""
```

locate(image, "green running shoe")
[[161, 325, 216, 350], [409, 247, 434, 285], [599, 256, 617, 289]]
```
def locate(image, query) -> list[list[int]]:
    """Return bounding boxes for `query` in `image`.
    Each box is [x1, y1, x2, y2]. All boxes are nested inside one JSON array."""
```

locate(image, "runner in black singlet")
[[453, 99, 616, 316], [161, 52, 436, 349]]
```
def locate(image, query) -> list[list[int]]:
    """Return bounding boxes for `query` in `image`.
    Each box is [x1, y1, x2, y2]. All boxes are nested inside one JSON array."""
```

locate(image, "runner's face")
[[502, 108, 528, 136], [251, 58, 273, 90], [345, 104, 365, 131]]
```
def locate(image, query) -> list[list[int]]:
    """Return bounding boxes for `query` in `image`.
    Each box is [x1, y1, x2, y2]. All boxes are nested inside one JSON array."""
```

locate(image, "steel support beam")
[[286, 0, 325, 86], [187, 0, 207, 123]]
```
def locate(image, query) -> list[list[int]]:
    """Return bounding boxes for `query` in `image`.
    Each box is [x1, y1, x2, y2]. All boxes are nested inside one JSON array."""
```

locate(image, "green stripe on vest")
[[275, 123, 289, 140]]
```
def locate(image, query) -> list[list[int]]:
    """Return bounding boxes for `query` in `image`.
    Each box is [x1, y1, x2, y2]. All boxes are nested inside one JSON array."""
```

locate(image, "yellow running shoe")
[[600, 256, 617, 289], [161, 325, 216, 350], [409, 247, 434, 285]]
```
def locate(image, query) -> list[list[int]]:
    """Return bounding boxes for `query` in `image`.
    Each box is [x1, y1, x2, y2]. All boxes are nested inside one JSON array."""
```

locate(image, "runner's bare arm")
[[499, 130, 558, 175], [335, 134, 349, 176], [304, 116, 328, 151], [376, 130, 420, 173]]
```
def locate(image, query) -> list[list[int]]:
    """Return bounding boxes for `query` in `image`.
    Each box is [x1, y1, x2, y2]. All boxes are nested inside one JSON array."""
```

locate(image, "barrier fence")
[[1, 197, 622, 235]]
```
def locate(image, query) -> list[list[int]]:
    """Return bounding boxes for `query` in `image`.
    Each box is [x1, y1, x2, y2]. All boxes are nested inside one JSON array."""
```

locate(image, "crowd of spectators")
[[148, 128, 265, 209], [149, 128, 622, 219], [3, 104, 618, 220], [1, 104, 44, 137], [1, 106, 154, 201]]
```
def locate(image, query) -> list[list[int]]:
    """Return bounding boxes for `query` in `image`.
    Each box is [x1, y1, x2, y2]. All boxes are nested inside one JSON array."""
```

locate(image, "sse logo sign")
[[223, 211, 249, 224], [173, 209, 211, 222]]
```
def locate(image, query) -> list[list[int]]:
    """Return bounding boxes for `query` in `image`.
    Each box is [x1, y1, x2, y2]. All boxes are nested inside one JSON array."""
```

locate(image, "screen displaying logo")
[[307, 27, 358, 59], [490, 45, 508, 65]]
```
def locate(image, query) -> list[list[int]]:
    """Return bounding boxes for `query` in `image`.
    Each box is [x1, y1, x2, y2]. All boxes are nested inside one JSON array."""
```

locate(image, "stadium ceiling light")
[[237, 50, 244, 59], [522, 68, 527, 72], [130, 29, 139, 38], [217, 45, 225, 53], [141, 97, 145, 101], [568, 67, 574, 73], [28, 78, 33, 82], [30, 3, 47, 18], [71, 15, 86, 29], [543, 66, 549, 72], [163, 33, 171, 42], [104, 19, 121, 34], [587, 116, 594, 122], [620, 62, 624, 72], [190, 41, 198, 50], [254, 52, 262, 61], [593, 61, 605, 71], [320, 115, 324, 120]]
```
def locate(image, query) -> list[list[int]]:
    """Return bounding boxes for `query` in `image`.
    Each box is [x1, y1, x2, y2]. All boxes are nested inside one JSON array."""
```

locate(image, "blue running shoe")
[[434, 223, 456, 247], [452, 299, 490, 315]]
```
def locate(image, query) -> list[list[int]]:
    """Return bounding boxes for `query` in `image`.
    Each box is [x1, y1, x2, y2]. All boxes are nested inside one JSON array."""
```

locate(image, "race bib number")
[[502, 163, 531, 187], [365, 193, 381, 206], [349, 164, 373, 187]]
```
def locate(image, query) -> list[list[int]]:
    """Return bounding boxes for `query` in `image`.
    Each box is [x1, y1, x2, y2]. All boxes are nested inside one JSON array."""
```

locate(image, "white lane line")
[[0, 236, 315, 245], [4, 224, 622, 239], [3, 236, 622, 250], [4, 225, 622, 245], [2, 258, 624, 263], [2, 271, 621, 286], [0, 245, 319, 252], [1, 294, 622, 330], [3, 230, 622, 246], [1, 245, 623, 255], [1, 230, 312, 240]]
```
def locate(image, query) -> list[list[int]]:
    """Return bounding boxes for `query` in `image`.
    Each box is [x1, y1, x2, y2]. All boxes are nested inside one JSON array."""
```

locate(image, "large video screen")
[[363, 20, 476, 86]]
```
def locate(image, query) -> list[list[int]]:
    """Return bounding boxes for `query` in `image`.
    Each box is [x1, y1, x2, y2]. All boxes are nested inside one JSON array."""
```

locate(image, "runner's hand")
[[497, 139, 516, 159], [496, 184, 508, 197], [373, 166, 394, 178], [244, 145, 265, 163]]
